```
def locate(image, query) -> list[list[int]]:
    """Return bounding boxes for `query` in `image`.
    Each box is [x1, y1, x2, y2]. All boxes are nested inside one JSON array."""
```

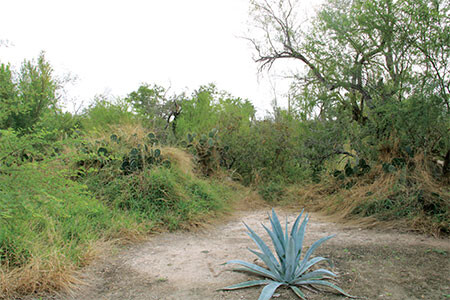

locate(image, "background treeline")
[[1, 0, 449, 298]]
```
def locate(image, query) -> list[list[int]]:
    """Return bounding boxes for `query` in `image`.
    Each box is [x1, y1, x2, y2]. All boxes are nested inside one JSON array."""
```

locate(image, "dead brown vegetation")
[[285, 155, 449, 237]]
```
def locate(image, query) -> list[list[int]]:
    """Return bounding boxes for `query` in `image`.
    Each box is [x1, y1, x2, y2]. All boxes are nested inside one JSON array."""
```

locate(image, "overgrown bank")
[[0, 127, 239, 298], [283, 155, 449, 236]]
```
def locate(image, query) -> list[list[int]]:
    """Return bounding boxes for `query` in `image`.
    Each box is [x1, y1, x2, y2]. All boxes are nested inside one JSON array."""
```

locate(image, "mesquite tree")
[[249, 0, 449, 171]]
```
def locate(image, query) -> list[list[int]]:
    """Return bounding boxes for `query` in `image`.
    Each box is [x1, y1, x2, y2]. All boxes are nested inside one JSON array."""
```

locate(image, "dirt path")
[[57, 208, 449, 300]]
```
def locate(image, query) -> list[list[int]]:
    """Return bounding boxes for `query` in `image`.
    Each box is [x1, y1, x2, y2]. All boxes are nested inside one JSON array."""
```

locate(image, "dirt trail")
[[57, 208, 449, 300]]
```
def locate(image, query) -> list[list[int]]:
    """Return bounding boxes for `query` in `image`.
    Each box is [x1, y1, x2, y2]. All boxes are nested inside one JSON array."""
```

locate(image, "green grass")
[[1, 155, 234, 297], [0, 163, 127, 269], [258, 180, 286, 203], [86, 166, 231, 230]]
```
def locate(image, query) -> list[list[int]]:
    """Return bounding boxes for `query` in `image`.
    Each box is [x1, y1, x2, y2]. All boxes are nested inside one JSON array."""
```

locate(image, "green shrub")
[[0, 129, 62, 167], [80, 95, 136, 131], [258, 181, 286, 203], [0, 162, 134, 269], [0, 53, 59, 133], [85, 166, 230, 230]]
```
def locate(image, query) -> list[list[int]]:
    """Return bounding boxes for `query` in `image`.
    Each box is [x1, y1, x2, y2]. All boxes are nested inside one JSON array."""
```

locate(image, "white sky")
[[0, 0, 321, 116]]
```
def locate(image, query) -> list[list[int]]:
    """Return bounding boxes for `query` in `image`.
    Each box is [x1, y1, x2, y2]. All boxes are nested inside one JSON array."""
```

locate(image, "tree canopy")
[[249, 0, 449, 168]]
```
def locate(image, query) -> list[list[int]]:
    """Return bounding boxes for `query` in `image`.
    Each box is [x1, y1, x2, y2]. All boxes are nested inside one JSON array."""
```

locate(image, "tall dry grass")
[[285, 154, 449, 236]]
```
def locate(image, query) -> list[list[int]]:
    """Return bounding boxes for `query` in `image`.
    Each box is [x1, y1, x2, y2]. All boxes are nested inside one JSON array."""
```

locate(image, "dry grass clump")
[[161, 147, 195, 175], [286, 155, 449, 236], [0, 237, 120, 300], [0, 256, 79, 299], [84, 123, 150, 151]]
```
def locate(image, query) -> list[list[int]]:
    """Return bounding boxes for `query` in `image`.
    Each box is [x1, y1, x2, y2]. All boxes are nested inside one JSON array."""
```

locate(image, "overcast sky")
[[0, 0, 321, 115]]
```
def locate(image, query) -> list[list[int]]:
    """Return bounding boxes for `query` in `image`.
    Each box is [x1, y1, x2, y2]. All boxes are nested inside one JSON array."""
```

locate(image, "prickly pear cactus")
[[180, 128, 232, 176]]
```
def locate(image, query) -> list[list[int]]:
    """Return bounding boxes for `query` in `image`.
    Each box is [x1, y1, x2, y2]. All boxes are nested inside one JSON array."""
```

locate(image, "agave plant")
[[221, 209, 355, 300]]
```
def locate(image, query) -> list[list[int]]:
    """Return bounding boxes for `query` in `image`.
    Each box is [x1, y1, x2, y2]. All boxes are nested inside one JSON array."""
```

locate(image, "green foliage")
[[223, 111, 312, 185], [126, 83, 167, 118], [221, 209, 354, 299], [0, 161, 133, 268], [0, 63, 17, 129], [182, 128, 230, 176], [85, 166, 230, 230], [249, 0, 449, 173], [175, 85, 220, 136], [176, 84, 255, 138], [80, 95, 135, 131], [0, 129, 61, 168], [333, 159, 371, 180], [0, 53, 80, 141], [72, 131, 170, 177], [0, 53, 61, 132], [124, 83, 184, 133], [258, 181, 286, 203]]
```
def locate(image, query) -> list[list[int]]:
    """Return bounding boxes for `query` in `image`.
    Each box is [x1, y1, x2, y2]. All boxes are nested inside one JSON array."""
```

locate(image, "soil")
[[50, 206, 449, 300]]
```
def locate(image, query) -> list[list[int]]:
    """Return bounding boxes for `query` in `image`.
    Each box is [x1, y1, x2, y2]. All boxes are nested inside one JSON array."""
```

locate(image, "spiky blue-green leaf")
[[247, 248, 282, 280], [226, 260, 280, 281], [298, 235, 335, 273], [244, 222, 281, 270], [258, 281, 284, 300], [290, 209, 304, 237], [290, 286, 307, 300], [299, 280, 356, 298], [269, 209, 286, 247], [294, 214, 309, 260], [285, 216, 289, 247], [232, 267, 280, 280], [285, 237, 298, 281], [296, 256, 329, 277], [220, 280, 272, 290], [293, 269, 337, 284], [262, 223, 285, 265]]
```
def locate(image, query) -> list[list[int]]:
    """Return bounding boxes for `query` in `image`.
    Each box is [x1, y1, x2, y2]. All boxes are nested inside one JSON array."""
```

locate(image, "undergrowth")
[[85, 166, 231, 230], [284, 155, 449, 236], [0, 162, 138, 298], [0, 127, 236, 298]]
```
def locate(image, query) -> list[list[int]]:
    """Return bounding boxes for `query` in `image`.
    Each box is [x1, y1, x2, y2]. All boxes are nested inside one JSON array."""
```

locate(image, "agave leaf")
[[293, 269, 337, 284], [290, 209, 304, 237], [295, 257, 329, 277], [258, 281, 284, 300], [232, 267, 281, 280], [290, 286, 308, 300], [298, 235, 334, 274], [247, 248, 283, 280], [300, 280, 356, 298], [285, 237, 298, 281], [269, 209, 286, 247], [285, 216, 289, 247], [244, 223, 281, 269], [220, 280, 272, 290], [262, 223, 286, 265], [294, 214, 309, 260], [226, 260, 280, 281], [222, 210, 355, 299]]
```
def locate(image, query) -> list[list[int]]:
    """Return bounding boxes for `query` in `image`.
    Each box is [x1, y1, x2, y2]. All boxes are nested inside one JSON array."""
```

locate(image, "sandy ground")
[[52, 207, 449, 300]]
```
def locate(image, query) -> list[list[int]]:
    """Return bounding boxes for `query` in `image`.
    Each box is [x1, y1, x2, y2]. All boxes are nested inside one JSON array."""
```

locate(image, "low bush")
[[85, 166, 231, 230], [0, 162, 138, 298], [258, 181, 286, 203]]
